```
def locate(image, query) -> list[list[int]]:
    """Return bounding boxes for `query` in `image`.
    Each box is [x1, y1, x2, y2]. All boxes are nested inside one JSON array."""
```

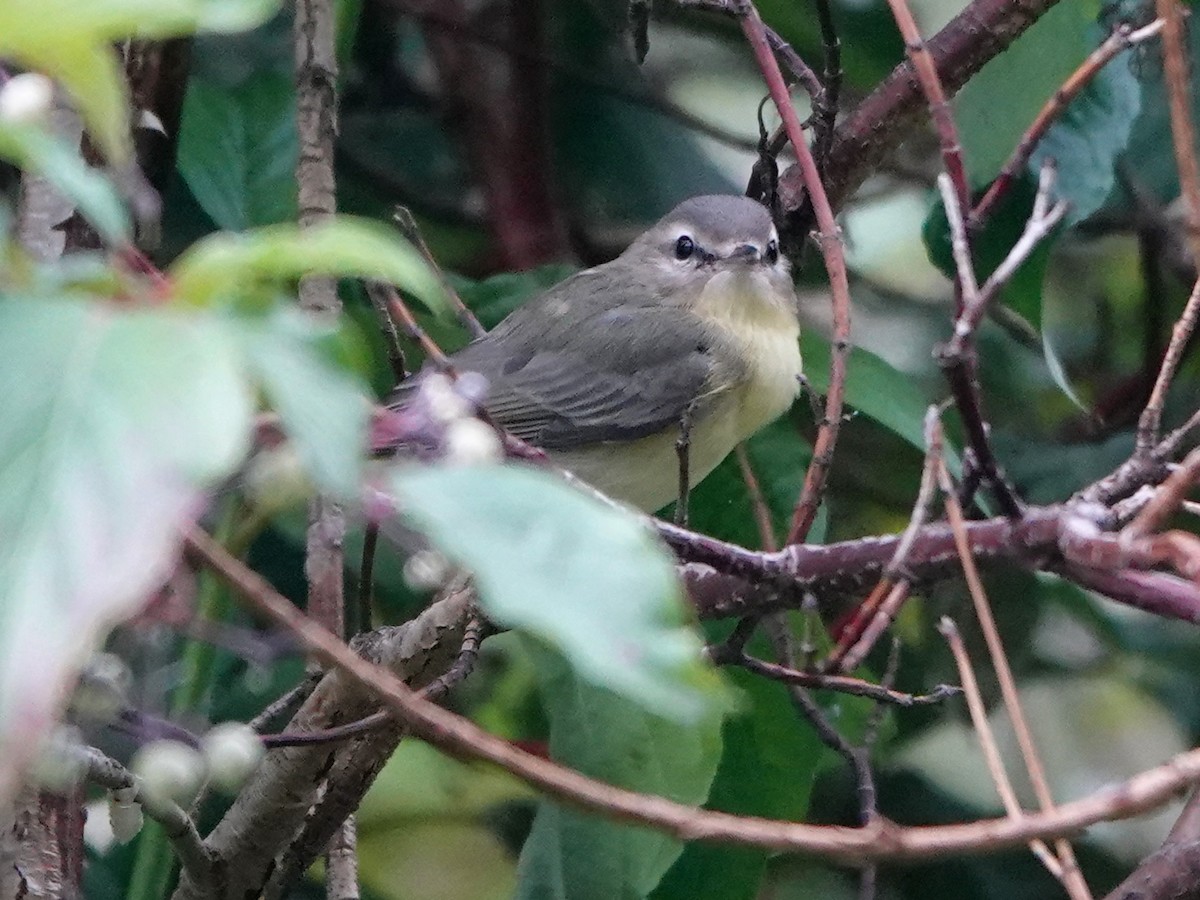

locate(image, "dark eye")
[[674, 235, 695, 260], [765, 239, 779, 264]]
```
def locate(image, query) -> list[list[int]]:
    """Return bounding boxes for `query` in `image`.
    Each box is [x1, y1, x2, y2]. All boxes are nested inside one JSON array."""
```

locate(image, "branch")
[[782, 0, 1063, 226], [182, 523, 1200, 863]]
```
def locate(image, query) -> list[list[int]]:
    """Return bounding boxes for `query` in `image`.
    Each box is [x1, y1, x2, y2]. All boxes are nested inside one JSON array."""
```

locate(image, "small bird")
[[391, 194, 803, 513]]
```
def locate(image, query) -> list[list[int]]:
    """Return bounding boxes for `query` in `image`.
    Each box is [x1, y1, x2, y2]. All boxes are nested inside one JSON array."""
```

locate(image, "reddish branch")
[[782, 0, 1063, 230], [970, 19, 1166, 230], [183, 525, 1200, 863]]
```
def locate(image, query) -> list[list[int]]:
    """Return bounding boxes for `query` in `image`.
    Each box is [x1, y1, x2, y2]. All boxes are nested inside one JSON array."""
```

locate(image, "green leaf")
[[515, 641, 723, 900], [11, 38, 132, 163], [169, 217, 448, 316], [801, 331, 939, 457], [953, 4, 1097, 187], [234, 308, 370, 497], [1029, 27, 1141, 227], [386, 464, 732, 721], [0, 0, 280, 41], [0, 296, 253, 796], [177, 72, 298, 230], [652, 671, 826, 900], [0, 122, 128, 244], [0, 0, 280, 164]]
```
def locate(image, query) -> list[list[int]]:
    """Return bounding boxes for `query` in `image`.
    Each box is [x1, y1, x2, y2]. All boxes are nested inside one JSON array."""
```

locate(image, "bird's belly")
[[550, 327, 802, 513], [549, 404, 744, 512]]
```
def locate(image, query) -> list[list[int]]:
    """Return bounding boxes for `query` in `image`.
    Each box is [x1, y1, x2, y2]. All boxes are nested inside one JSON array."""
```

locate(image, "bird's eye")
[[765, 239, 779, 264], [674, 235, 695, 260]]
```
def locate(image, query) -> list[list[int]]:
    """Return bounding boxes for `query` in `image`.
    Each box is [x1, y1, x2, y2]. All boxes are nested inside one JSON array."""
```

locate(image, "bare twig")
[[1137, 278, 1200, 454], [808, 0, 842, 168], [367, 281, 451, 366], [392, 206, 485, 339], [326, 818, 359, 900], [884, 0, 970, 212], [938, 619, 1066, 882], [714, 652, 959, 706], [82, 747, 213, 887], [829, 405, 943, 672], [1123, 446, 1200, 540], [183, 522, 1200, 862], [970, 19, 1166, 229], [940, 461, 1090, 899], [736, 444, 778, 551], [710, 0, 851, 544]]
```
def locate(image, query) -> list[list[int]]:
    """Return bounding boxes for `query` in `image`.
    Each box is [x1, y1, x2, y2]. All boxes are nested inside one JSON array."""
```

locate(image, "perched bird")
[[391, 194, 803, 512]]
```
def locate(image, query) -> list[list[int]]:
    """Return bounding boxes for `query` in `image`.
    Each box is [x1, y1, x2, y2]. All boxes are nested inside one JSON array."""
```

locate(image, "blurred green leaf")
[[177, 72, 298, 230], [652, 670, 825, 900], [1, 0, 280, 41], [235, 307, 370, 497], [169, 217, 447, 314], [0, 0, 281, 163], [0, 122, 129, 244], [514, 641, 723, 900], [954, 5, 1097, 187], [1029, 28, 1142, 227], [0, 296, 253, 797], [387, 464, 732, 721], [801, 331, 939, 458]]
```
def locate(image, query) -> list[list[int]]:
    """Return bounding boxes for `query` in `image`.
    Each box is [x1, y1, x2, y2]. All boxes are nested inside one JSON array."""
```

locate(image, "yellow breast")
[[552, 273, 802, 512]]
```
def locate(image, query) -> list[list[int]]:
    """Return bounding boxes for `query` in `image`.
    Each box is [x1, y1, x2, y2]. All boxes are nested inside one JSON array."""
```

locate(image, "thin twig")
[[366, 281, 450, 366], [1156, 0, 1200, 267], [736, 444, 778, 551], [937, 619, 1066, 881], [970, 19, 1166, 230], [939, 461, 1091, 900], [248, 672, 322, 733], [82, 746, 213, 886], [182, 522, 1200, 861], [808, 0, 842, 168], [676, 403, 695, 527], [1123, 446, 1200, 540], [828, 405, 943, 672], [716, 0, 851, 544], [367, 287, 408, 383], [718, 652, 958, 706], [392, 206, 485, 339], [1137, 277, 1200, 454]]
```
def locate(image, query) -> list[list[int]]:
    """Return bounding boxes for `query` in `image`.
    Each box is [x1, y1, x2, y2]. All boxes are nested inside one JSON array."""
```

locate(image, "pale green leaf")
[[0, 296, 254, 801], [0, 122, 128, 243], [386, 465, 732, 721], [234, 308, 369, 497], [170, 218, 448, 316]]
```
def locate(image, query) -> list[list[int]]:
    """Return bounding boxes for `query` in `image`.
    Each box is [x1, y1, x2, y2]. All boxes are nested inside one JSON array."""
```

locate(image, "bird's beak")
[[728, 244, 760, 263]]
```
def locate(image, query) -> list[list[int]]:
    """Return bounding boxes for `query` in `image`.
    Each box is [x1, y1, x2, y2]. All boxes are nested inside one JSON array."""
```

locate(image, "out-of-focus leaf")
[[954, 5, 1096, 187], [652, 670, 826, 900], [0, 296, 253, 804], [1029, 28, 1141, 227], [235, 308, 370, 497], [0, 123, 128, 243], [801, 331, 942, 458], [0, 0, 281, 164], [177, 73, 297, 230], [386, 465, 732, 721], [169, 217, 447, 315], [514, 642, 723, 900], [0, 0, 280, 41]]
